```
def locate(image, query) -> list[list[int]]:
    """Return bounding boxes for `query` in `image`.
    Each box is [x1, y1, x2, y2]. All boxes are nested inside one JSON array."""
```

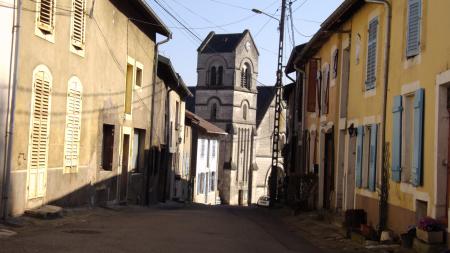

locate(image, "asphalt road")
[[0, 204, 325, 253]]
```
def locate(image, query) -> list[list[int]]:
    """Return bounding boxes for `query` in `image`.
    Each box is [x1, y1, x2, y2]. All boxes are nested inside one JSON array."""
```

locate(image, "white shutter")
[[37, 0, 55, 33], [29, 70, 52, 199], [63, 79, 82, 173], [71, 0, 86, 49]]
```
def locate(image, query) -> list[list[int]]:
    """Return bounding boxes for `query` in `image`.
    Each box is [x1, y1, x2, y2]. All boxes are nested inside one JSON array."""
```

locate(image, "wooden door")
[[120, 134, 130, 202], [323, 132, 334, 209], [447, 106, 450, 222]]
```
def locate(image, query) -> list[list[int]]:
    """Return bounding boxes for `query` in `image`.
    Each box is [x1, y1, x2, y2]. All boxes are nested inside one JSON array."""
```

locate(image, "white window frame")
[[35, 0, 56, 42], [69, 0, 87, 56]]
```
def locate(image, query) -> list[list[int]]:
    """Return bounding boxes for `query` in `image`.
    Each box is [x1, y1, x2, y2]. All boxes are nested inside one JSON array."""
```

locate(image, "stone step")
[[25, 205, 63, 219]]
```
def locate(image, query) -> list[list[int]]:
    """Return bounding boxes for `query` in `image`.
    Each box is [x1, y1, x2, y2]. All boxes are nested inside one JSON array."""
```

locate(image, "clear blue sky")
[[147, 0, 344, 86]]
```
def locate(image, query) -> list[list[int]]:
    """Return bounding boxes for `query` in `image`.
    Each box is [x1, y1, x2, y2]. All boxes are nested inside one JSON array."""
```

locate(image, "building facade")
[[286, 0, 450, 242], [190, 30, 286, 205], [0, 0, 171, 215]]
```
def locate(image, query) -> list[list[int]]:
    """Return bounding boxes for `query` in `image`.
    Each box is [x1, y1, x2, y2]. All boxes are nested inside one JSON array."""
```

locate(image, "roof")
[[285, 0, 364, 73], [185, 110, 227, 136], [285, 43, 307, 73], [185, 87, 196, 112], [158, 55, 192, 98], [113, 0, 171, 37], [198, 30, 259, 55], [256, 86, 276, 127], [282, 83, 295, 101]]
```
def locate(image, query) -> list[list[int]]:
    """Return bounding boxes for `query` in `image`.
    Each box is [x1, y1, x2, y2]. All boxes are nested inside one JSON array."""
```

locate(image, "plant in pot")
[[416, 217, 444, 244]]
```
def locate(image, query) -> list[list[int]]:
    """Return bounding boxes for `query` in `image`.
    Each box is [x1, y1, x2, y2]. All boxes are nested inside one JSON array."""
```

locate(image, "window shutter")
[[333, 49, 339, 79], [29, 70, 52, 198], [406, 0, 421, 57], [412, 88, 424, 186], [323, 64, 330, 114], [64, 80, 82, 173], [369, 124, 378, 191], [392, 95, 403, 182], [355, 126, 364, 188], [366, 18, 378, 90], [37, 0, 55, 32], [307, 60, 317, 112], [71, 0, 86, 49]]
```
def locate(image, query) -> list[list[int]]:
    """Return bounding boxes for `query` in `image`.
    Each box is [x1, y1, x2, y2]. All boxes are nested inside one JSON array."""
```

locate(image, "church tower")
[[195, 30, 259, 205]]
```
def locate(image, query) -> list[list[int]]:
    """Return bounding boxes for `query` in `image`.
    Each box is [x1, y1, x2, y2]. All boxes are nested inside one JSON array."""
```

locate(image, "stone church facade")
[[189, 30, 285, 205]]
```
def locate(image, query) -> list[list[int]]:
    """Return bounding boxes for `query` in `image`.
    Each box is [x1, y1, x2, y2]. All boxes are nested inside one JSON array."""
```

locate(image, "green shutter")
[[369, 124, 378, 191], [406, 0, 421, 57], [412, 89, 424, 186], [355, 126, 364, 188], [392, 96, 403, 182], [366, 17, 378, 90]]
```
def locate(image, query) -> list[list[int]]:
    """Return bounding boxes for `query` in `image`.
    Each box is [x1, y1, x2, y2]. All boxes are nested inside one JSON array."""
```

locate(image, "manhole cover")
[[63, 229, 101, 234]]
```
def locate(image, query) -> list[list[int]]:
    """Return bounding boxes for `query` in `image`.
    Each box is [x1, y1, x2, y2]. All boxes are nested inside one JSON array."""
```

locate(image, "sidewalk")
[[274, 207, 415, 253]]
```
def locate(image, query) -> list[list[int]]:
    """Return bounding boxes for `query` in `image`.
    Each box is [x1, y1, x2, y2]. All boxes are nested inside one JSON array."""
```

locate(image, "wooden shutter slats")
[[406, 0, 421, 57], [71, 0, 86, 49], [64, 83, 82, 172], [37, 0, 55, 32], [307, 60, 317, 112], [366, 18, 378, 90]]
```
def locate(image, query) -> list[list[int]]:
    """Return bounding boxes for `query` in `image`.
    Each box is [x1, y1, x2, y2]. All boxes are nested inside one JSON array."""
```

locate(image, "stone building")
[[187, 30, 286, 205]]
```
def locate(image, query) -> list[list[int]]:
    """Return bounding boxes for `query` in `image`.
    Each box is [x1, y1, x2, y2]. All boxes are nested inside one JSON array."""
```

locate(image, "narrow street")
[[0, 205, 325, 253]]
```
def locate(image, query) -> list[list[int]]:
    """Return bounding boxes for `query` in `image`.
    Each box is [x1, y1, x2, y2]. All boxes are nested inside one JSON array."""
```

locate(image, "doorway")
[[120, 134, 130, 203], [344, 134, 357, 210], [323, 132, 334, 209]]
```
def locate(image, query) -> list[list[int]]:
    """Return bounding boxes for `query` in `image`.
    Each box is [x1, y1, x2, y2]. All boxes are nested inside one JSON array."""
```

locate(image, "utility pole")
[[269, 0, 286, 204]]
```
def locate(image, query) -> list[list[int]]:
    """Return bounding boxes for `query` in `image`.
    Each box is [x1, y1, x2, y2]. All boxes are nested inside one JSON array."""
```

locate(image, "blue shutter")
[[355, 126, 364, 188], [392, 96, 403, 182], [369, 124, 378, 191], [412, 88, 424, 186], [406, 0, 421, 57], [366, 17, 378, 90]]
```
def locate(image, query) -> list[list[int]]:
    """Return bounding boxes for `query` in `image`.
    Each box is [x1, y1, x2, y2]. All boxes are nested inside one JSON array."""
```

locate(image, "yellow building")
[[287, 0, 450, 239]]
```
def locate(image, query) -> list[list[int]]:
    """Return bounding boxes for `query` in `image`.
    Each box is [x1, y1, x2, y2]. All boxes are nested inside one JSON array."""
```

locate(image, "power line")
[[169, 0, 227, 32], [204, 0, 251, 11], [293, 25, 315, 37], [293, 0, 308, 13]]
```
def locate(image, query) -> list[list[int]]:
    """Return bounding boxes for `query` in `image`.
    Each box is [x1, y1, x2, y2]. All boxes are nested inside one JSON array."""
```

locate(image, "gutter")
[[146, 35, 171, 205], [365, 0, 392, 233], [2, 0, 22, 220]]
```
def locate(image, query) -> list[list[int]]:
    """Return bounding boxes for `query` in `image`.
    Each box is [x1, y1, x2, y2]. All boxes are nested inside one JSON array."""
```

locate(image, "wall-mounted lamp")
[[348, 123, 358, 137]]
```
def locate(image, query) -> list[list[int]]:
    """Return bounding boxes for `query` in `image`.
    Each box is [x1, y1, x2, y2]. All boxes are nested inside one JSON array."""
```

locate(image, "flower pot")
[[416, 228, 444, 244]]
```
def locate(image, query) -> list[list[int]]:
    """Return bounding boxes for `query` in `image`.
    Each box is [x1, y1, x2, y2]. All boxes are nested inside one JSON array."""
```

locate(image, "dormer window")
[[240, 63, 251, 89]]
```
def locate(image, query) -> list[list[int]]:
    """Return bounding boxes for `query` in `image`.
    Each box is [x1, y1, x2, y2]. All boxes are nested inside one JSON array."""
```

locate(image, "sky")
[[147, 0, 345, 87]]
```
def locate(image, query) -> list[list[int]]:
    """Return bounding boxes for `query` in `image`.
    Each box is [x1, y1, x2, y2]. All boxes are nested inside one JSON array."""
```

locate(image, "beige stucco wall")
[[8, 0, 158, 215]]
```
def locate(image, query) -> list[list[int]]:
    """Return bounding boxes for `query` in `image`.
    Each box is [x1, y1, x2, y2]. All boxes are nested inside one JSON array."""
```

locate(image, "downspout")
[[146, 35, 170, 205], [365, 0, 392, 233], [2, 0, 22, 220]]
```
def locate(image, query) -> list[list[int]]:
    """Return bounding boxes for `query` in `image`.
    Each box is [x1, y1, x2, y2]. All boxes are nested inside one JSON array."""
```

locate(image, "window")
[[200, 139, 205, 158], [210, 172, 215, 192], [175, 101, 180, 128], [36, 0, 55, 34], [131, 129, 145, 173], [125, 63, 133, 114], [332, 49, 339, 79], [243, 104, 248, 120], [307, 60, 318, 112], [402, 94, 415, 183], [355, 124, 378, 191], [210, 103, 217, 120], [320, 64, 330, 115], [63, 77, 82, 173], [365, 17, 378, 90], [70, 0, 86, 51], [136, 65, 143, 87], [218, 66, 223, 86], [101, 124, 115, 171], [241, 63, 251, 89], [198, 173, 205, 194], [28, 67, 53, 199], [406, 0, 421, 57], [211, 140, 216, 158], [210, 67, 217, 86]]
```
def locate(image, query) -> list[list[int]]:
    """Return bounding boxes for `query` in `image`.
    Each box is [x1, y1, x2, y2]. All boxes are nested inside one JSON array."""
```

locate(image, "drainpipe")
[[146, 35, 171, 205], [365, 0, 392, 233], [2, 0, 22, 220]]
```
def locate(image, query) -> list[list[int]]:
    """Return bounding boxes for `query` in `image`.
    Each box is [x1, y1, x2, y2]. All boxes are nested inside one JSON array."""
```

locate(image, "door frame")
[[118, 127, 132, 203]]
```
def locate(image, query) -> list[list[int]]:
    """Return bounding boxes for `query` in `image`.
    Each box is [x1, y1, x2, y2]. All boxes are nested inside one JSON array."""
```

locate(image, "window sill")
[[403, 53, 421, 69], [364, 88, 376, 98], [70, 44, 85, 58], [35, 27, 55, 44]]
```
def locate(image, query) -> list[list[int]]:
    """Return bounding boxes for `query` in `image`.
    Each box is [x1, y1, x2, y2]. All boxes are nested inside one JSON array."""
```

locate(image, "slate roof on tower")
[[256, 86, 276, 128], [198, 30, 259, 55]]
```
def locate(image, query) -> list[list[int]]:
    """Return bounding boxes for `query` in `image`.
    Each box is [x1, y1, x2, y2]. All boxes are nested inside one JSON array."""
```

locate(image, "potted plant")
[[416, 217, 444, 244]]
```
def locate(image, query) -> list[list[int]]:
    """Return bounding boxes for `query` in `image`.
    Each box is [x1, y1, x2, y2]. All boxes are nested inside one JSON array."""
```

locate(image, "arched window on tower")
[[210, 66, 217, 86], [211, 103, 218, 120], [218, 66, 223, 86], [240, 63, 251, 89], [243, 104, 248, 120]]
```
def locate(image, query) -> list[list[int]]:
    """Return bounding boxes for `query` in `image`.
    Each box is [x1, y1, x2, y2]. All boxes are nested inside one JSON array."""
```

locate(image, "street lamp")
[[251, 8, 280, 21]]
